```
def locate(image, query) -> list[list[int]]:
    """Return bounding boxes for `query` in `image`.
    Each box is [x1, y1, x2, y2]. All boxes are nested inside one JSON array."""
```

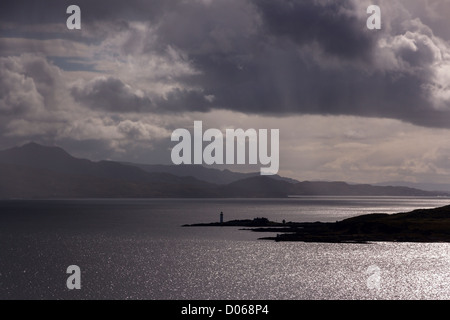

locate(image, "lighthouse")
[[220, 212, 224, 224]]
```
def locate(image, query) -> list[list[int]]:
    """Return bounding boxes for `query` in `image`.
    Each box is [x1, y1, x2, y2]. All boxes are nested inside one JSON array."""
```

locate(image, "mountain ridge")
[[120, 162, 299, 185], [375, 181, 450, 193], [0, 142, 447, 199]]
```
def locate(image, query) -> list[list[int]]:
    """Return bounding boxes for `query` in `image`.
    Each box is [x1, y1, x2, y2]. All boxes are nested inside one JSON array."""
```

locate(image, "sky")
[[1, 0, 450, 184]]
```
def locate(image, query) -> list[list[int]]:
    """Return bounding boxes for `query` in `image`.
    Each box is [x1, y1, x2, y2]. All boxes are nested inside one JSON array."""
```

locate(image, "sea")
[[1, 196, 450, 300]]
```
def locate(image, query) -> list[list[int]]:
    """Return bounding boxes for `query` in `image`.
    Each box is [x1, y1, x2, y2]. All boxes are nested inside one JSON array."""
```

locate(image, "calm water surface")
[[1, 197, 450, 299]]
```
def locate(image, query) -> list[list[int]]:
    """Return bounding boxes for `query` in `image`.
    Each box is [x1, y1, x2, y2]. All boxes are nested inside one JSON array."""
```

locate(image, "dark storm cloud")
[[2, 0, 450, 128], [254, 0, 376, 61], [145, 0, 450, 128], [185, 49, 444, 127]]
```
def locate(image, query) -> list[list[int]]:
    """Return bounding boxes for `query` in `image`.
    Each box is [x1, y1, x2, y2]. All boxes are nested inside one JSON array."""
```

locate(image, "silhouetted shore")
[[184, 205, 450, 243]]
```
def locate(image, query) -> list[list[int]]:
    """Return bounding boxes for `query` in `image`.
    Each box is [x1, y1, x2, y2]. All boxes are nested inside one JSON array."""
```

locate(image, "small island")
[[184, 205, 450, 243]]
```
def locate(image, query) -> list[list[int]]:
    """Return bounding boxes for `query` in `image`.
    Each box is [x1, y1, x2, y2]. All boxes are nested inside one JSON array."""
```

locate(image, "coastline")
[[184, 204, 450, 243]]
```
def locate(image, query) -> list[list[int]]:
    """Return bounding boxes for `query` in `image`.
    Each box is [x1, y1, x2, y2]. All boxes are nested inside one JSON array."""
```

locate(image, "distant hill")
[[375, 181, 450, 193], [219, 176, 293, 197], [120, 162, 299, 185], [218, 177, 448, 198], [292, 181, 444, 196], [0, 143, 447, 199], [0, 143, 217, 198]]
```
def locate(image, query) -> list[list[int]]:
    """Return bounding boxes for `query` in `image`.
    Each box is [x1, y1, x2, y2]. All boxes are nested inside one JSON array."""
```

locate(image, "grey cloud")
[[154, 0, 261, 55], [71, 76, 153, 112], [145, 0, 450, 127], [0, 52, 174, 163], [0, 54, 78, 141], [0, 57, 43, 115], [156, 88, 214, 113], [0, 54, 61, 116], [253, 0, 377, 61], [0, 0, 174, 25], [0, 0, 176, 46], [3, 0, 450, 129], [404, 0, 450, 42]]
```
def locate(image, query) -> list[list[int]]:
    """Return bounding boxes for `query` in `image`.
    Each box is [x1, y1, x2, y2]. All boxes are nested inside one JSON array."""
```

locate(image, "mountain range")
[[0, 142, 447, 199], [119, 162, 299, 185]]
